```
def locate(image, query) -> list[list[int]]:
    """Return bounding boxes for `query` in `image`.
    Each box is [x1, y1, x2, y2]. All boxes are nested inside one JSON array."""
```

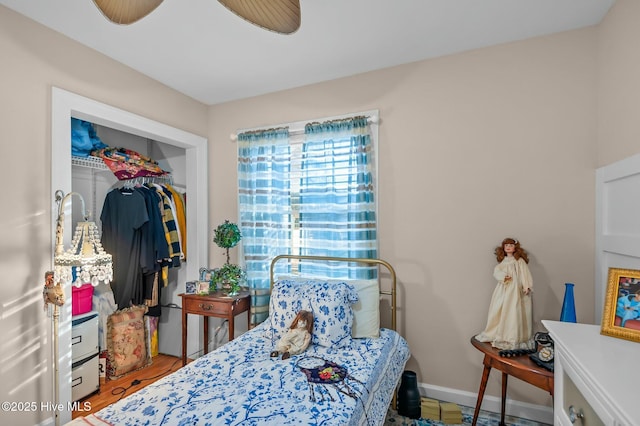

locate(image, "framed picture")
[[196, 281, 210, 294], [185, 281, 197, 294], [601, 267, 640, 343], [199, 267, 215, 283]]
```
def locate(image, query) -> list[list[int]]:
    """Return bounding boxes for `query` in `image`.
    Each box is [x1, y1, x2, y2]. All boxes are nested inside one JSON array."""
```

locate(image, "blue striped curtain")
[[298, 116, 377, 279], [237, 128, 292, 324]]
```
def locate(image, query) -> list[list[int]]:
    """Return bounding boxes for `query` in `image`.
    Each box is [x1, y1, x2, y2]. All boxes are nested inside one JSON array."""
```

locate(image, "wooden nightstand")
[[470, 336, 553, 426], [179, 291, 251, 366]]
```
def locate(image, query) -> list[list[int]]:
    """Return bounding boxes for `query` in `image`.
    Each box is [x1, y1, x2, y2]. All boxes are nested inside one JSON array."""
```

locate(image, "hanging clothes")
[[135, 184, 171, 316], [101, 181, 184, 310], [166, 185, 187, 260], [100, 188, 148, 310], [157, 183, 183, 260], [149, 183, 182, 268], [136, 185, 170, 273]]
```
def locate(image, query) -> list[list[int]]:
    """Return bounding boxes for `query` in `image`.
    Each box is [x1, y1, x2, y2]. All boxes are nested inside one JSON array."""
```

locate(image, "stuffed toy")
[[270, 310, 313, 360], [43, 270, 65, 309]]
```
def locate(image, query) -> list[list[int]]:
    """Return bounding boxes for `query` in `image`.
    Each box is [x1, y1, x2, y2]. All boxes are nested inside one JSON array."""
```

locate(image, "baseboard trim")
[[418, 382, 553, 425]]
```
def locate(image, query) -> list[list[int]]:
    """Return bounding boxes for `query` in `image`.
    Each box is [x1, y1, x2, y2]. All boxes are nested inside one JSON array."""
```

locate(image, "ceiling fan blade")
[[93, 0, 164, 25], [218, 0, 301, 34]]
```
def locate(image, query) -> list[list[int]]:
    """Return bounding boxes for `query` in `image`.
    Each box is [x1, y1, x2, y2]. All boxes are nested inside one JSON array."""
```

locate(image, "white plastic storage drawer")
[[72, 352, 99, 402], [72, 311, 98, 362]]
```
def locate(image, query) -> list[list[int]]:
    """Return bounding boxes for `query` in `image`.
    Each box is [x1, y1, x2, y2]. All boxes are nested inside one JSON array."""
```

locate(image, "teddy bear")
[[270, 310, 313, 360]]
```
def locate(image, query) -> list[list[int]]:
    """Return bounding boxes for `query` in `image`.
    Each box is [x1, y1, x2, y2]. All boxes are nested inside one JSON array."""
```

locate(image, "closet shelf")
[[72, 155, 110, 171]]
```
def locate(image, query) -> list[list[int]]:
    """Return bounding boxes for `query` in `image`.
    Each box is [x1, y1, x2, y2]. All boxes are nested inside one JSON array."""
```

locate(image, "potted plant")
[[212, 220, 245, 295]]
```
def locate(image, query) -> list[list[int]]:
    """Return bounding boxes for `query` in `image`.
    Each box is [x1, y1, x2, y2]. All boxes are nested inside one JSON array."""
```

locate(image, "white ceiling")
[[1, 0, 615, 106]]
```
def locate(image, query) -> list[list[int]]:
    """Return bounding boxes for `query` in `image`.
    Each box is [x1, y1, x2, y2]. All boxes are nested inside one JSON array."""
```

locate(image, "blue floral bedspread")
[[87, 321, 410, 426]]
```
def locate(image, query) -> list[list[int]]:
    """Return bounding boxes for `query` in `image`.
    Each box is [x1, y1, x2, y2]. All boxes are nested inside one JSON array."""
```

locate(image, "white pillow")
[[349, 279, 380, 338]]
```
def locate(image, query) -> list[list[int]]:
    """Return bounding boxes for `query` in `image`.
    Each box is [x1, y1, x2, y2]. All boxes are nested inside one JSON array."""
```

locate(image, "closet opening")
[[51, 87, 208, 425]]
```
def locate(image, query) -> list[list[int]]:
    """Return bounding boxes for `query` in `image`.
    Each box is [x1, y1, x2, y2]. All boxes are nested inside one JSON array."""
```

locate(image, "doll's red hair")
[[495, 237, 529, 263]]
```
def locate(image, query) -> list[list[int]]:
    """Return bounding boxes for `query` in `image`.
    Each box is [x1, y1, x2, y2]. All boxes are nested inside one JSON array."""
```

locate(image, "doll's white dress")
[[476, 256, 534, 350], [276, 327, 311, 355]]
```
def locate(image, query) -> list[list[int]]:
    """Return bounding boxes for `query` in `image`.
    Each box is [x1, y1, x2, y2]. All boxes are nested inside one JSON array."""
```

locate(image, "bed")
[[70, 255, 410, 425]]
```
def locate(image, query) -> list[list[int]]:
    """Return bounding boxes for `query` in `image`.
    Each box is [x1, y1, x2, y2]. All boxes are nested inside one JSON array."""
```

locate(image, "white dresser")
[[543, 320, 638, 425]]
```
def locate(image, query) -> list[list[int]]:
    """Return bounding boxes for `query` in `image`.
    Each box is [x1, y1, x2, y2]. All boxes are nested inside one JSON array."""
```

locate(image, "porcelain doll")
[[270, 310, 313, 360], [476, 238, 534, 350]]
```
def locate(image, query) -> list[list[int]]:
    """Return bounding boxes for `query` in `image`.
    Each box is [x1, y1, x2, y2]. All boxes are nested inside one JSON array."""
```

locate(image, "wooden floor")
[[72, 354, 183, 419]]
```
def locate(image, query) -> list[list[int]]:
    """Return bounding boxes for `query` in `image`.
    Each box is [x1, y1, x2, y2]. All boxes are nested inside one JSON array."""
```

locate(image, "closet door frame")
[[51, 87, 208, 423]]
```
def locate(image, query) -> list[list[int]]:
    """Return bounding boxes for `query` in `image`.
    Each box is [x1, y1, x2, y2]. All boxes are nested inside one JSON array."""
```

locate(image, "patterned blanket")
[[80, 321, 409, 425]]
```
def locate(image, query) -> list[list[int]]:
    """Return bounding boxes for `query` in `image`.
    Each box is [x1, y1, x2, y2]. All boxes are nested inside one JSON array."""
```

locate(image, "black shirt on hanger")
[[100, 188, 148, 310]]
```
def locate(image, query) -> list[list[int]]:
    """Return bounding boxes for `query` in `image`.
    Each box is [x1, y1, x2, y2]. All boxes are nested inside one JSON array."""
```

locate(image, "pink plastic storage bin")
[[72, 284, 94, 316]]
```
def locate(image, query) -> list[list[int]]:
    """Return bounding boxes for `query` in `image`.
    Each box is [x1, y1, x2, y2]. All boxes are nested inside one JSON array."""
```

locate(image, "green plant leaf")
[[213, 220, 242, 249]]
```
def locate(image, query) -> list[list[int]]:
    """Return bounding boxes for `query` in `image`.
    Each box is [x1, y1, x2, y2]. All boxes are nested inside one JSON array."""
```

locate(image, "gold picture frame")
[[601, 267, 640, 343]]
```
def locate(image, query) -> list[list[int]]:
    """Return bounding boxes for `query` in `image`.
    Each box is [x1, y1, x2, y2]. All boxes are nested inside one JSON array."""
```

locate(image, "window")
[[237, 112, 378, 323]]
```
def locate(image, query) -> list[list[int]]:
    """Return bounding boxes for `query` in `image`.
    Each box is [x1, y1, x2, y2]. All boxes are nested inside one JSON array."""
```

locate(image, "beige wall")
[[597, 0, 640, 167], [0, 6, 207, 425], [3, 0, 640, 423], [209, 29, 598, 407]]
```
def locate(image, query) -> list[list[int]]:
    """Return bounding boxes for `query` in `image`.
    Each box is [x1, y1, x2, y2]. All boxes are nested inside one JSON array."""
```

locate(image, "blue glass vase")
[[560, 282, 577, 323]]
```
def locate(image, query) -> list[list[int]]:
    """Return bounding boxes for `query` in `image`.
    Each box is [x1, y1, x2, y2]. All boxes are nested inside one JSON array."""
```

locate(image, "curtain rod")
[[229, 114, 379, 142]]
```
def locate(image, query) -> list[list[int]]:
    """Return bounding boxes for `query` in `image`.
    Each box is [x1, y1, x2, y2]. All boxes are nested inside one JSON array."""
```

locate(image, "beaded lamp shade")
[[53, 190, 113, 288]]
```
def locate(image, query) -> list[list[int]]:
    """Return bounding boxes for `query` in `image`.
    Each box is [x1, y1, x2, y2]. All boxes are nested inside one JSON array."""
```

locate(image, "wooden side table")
[[470, 336, 553, 426], [180, 291, 251, 366]]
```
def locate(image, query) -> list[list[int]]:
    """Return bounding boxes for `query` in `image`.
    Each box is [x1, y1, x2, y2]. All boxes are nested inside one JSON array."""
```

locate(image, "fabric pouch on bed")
[[106, 305, 150, 378], [267, 279, 358, 348]]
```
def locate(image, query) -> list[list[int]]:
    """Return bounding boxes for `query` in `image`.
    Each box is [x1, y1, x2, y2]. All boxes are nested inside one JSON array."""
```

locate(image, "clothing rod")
[[116, 175, 175, 188], [229, 114, 379, 142]]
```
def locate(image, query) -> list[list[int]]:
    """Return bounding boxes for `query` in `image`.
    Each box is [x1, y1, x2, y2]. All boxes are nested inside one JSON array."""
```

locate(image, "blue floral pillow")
[[266, 280, 312, 342], [266, 279, 358, 348], [307, 281, 358, 347]]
